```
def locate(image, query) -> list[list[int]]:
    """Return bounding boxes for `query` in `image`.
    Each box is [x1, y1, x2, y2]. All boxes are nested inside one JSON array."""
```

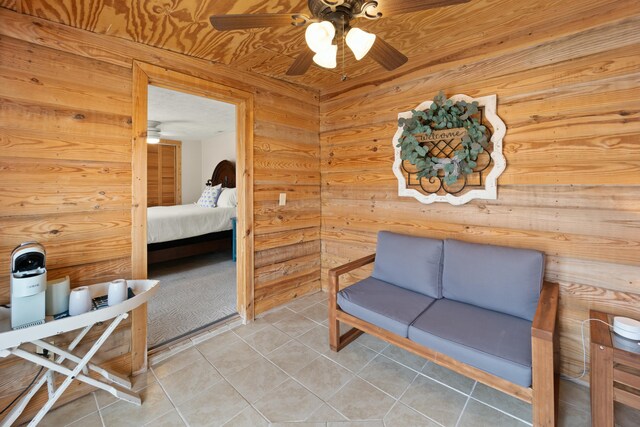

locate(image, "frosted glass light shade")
[[312, 44, 337, 69], [305, 21, 335, 53], [346, 27, 376, 60]]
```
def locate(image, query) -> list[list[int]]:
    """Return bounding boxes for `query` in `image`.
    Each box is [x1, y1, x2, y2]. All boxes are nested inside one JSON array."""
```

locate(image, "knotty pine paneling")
[[320, 0, 640, 380], [0, 9, 320, 422]]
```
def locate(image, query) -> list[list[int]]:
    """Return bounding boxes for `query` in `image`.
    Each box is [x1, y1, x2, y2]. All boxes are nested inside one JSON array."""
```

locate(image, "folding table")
[[0, 279, 158, 427]]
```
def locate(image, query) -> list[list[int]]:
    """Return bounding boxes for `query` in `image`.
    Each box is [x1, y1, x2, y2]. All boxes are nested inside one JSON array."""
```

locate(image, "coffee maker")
[[11, 242, 47, 329]]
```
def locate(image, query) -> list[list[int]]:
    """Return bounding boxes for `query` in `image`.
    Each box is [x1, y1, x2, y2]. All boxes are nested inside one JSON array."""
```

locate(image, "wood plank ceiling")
[[0, 0, 473, 91]]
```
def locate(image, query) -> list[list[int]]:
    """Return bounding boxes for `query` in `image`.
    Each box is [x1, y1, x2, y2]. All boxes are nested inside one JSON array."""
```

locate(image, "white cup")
[[68, 287, 92, 316], [108, 279, 128, 307]]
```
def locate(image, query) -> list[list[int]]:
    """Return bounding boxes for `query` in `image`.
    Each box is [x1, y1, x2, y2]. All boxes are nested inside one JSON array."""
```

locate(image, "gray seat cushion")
[[338, 277, 436, 338], [372, 231, 443, 298], [442, 239, 544, 321], [408, 299, 533, 387]]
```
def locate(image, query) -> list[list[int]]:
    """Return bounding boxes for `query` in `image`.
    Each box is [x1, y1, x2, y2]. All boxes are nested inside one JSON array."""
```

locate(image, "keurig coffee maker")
[[10, 242, 47, 329]]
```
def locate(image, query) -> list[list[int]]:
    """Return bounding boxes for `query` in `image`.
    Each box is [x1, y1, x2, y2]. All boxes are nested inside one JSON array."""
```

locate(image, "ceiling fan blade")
[[368, 37, 408, 71], [210, 14, 296, 31], [286, 47, 315, 76], [374, 0, 469, 16]]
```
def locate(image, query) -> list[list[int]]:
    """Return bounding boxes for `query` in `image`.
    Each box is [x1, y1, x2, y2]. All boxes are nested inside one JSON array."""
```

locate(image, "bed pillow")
[[196, 184, 222, 208], [217, 188, 237, 207]]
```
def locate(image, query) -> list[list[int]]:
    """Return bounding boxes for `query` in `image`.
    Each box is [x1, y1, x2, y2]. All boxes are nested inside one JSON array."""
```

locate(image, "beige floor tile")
[[38, 393, 98, 427], [559, 379, 590, 413], [287, 294, 325, 313], [274, 313, 319, 337], [258, 307, 297, 323], [132, 371, 158, 392], [358, 354, 417, 398], [354, 334, 389, 353], [158, 358, 223, 404], [145, 410, 186, 426], [66, 411, 103, 427], [422, 362, 476, 394], [231, 318, 270, 339], [294, 356, 355, 400], [195, 330, 243, 359], [224, 357, 289, 403], [297, 324, 330, 354], [270, 423, 326, 427], [94, 389, 118, 409], [327, 422, 384, 427], [458, 400, 527, 427], [101, 382, 174, 427], [267, 339, 321, 376], [254, 378, 324, 422], [200, 339, 262, 376], [558, 401, 590, 427], [152, 347, 207, 379], [383, 402, 441, 427], [223, 405, 269, 426], [306, 403, 348, 422], [177, 380, 248, 426], [95, 371, 158, 409], [324, 342, 377, 373], [300, 303, 329, 323], [471, 383, 532, 423], [327, 377, 395, 421], [242, 325, 292, 354], [400, 375, 467, 427], [381, 345, 427, 372]]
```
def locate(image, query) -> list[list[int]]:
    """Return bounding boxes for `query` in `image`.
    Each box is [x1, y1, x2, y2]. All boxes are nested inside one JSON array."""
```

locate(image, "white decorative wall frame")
[[392, 94, 506, 205]]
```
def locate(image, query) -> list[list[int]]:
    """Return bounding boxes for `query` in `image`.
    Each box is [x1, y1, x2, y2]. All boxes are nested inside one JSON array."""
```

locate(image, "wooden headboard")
[[207, 160, 236, 188]]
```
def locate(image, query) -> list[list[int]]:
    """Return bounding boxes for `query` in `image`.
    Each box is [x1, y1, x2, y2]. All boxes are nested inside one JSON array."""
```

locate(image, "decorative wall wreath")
[[397, 91, 489, 185]]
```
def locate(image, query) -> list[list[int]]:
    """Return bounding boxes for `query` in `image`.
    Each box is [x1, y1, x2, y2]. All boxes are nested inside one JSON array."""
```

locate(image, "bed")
[[147, 160, 236, 264]]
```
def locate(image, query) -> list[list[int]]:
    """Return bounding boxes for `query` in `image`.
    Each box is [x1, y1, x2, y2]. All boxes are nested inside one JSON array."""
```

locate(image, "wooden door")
[[147, 140, 182, 207]]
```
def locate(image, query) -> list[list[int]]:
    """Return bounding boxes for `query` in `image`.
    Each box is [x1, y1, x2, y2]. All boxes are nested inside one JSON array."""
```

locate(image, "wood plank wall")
[[0, 8, 319, 419], [320, 0, 640, 379]]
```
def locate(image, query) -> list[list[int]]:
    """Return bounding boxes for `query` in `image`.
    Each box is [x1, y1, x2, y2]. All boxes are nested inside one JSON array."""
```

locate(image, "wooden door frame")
[[131, 62, 254, 373]]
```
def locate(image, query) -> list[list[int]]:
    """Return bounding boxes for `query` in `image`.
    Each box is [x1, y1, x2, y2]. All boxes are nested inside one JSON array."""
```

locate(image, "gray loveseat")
[[328, 231, 559, 427]]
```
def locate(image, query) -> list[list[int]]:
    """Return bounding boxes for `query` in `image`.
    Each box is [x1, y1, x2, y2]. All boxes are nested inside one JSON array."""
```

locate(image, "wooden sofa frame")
[[328, 253, 560, 427]]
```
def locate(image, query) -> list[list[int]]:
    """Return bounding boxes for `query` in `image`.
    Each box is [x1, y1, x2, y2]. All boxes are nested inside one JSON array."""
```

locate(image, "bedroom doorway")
[[145, 86, 238, 349], [131, 63, 254, 362]]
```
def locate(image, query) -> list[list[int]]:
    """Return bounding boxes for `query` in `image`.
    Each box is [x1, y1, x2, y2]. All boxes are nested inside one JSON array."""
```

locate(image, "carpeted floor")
[[147, 251, 237, 348]]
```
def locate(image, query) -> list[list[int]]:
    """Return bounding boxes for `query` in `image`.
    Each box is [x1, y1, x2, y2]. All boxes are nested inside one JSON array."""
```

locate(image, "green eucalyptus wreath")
[[397, 92, 490, 185]]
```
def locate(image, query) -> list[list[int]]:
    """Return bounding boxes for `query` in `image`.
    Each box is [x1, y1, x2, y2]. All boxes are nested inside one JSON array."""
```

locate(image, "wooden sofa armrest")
[[328, 253, 376, 281], [328, 253, 375, 351], [532, 281, 559, 341]]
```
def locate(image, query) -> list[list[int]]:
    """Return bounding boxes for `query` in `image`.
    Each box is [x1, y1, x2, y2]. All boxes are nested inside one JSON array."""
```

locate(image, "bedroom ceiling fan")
[[210, 0, 469, 76]]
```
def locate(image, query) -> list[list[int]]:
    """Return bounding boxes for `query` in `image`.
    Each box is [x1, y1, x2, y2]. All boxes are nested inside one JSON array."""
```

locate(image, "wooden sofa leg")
[[532, 336, 557, 426], [329, 309, 340, 352]]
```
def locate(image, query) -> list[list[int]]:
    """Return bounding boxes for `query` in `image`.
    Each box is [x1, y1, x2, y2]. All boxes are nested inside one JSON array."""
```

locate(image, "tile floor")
[[36, 291, 640, 427]]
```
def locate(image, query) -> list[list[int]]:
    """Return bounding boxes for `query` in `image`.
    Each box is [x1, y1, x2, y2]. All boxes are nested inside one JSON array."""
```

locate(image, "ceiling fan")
[[210, 0, 469, 76]]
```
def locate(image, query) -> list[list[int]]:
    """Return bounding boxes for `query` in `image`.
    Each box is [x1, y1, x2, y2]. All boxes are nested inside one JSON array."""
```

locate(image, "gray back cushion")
[[372, 231, 443, 298], [442, 239, 544, 321]]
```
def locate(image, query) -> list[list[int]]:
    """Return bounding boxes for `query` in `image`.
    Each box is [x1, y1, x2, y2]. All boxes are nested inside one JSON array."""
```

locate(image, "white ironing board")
[[0, 279, 158, 427]]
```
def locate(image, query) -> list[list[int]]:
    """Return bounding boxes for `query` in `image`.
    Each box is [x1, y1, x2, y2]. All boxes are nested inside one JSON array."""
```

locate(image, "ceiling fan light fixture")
[[147, 120, 161, 144], [305, 21, 335, 53], [346, 27, 376, 60], [312, 44, 338, 69]]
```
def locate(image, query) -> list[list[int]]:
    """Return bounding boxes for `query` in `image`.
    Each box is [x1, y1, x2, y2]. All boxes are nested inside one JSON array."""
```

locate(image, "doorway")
[[145, 86, 238, 348], [131, 63, 254, 370]]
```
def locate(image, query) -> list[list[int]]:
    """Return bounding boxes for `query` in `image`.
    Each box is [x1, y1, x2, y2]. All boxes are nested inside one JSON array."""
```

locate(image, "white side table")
[[0, 279, 158, 427]]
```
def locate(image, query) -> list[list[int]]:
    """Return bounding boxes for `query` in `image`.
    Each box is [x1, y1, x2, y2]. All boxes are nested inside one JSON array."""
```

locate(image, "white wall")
[[201, 130, 237, 187], [180, 139, 203, 204]]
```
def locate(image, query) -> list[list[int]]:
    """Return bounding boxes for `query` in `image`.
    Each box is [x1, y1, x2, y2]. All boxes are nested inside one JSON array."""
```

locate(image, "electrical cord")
[[0, 366, 44, 415], [563, 318, 614, 380]]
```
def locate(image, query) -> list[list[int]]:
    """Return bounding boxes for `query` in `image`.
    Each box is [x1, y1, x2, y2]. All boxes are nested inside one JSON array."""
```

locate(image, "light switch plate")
[[279, 192, 286, 206]]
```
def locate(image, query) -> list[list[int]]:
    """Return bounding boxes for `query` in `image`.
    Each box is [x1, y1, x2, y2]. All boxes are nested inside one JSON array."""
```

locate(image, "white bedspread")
[[147, 204, 236, 244]]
